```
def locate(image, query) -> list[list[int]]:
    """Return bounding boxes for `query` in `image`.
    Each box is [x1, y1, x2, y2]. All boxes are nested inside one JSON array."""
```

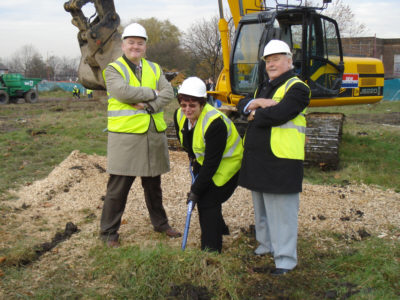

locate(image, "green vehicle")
[[0, 73, 42, 104]]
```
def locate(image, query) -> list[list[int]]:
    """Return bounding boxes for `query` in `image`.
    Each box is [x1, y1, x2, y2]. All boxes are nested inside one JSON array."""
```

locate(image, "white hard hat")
[[262, 40, 292, 59], [122, 23, 148, 40], [178, 77, 207, 98]]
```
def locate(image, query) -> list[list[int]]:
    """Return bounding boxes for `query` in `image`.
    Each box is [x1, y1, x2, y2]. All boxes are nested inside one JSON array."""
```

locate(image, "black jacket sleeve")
[[237, 93, 254, 116], [191, 117, 227, 196], [253, 82, 310, 128]]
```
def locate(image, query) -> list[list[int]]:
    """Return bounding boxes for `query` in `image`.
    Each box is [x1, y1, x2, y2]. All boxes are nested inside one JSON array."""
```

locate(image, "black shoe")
[[270, 268, 291, 276], [222, 225, 230, 235]]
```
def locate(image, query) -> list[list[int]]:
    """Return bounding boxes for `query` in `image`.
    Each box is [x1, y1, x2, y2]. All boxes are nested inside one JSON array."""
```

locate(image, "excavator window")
[[306, 14, 343, 97], [231, 23, 264, 94], [289, 24, 303, 75], [230, 9, 343, 99]]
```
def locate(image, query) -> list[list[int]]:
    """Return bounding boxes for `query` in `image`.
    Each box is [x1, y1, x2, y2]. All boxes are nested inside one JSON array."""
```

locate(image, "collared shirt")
[[122, 55, 142, 81], [243, 78, 274, 114], [243, 100, 254, 114], [120, 55, 155, 111], [188, 120, 197, 130]]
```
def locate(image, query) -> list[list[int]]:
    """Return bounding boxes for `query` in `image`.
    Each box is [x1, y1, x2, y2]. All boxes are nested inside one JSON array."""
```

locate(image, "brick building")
[[341, 37, 400, 79]]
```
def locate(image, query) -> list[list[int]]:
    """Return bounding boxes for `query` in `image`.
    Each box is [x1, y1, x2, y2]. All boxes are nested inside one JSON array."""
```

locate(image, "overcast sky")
[[0, 0, 399, 60]]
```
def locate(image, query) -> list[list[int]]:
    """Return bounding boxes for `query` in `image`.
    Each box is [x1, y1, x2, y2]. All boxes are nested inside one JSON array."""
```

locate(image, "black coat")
[[236, 70, 310, 194], [173, 110, 239, 208]]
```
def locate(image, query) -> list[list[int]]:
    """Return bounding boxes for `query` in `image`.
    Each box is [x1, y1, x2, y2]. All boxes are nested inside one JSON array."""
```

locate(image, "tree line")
[[0, 0, 364, 83], [1, 45, 80, 81], [0, 16, 225, 83]]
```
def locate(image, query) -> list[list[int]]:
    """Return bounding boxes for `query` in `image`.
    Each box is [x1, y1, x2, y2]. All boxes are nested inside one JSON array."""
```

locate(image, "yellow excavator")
[[64, 0, 384, 169], [213, 0, 384, 169]]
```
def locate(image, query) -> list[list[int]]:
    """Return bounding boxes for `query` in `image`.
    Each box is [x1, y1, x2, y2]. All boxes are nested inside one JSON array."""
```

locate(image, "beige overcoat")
[[104, 60, 174, 177]]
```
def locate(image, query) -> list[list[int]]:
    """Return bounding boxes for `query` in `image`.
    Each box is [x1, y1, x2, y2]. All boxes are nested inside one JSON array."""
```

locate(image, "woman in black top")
[[174, 77, 243, 253]]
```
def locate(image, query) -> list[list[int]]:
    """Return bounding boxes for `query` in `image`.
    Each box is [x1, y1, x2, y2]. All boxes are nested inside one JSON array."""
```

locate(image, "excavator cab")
[[230, 7, 344, 103], [224, 4, 384, 169]]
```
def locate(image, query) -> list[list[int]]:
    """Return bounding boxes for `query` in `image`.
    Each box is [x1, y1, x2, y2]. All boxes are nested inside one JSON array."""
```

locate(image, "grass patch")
[[89, 244, 234, 299], [304, 101, 400, 191], [2, 233, 398, 299], [39, 88, 72, 99], [0, 97, 179, 196], [322, 237, 400, 299], [307, 100, 400, 114], [0, 100, 107, 196]]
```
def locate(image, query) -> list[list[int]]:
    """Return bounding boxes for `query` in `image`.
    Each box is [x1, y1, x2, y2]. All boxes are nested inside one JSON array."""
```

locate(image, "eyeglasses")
[[180, 103, 198, 108]]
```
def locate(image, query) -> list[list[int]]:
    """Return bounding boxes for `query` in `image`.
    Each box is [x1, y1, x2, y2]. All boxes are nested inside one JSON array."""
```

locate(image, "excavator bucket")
[[64, 0, 122, 90]]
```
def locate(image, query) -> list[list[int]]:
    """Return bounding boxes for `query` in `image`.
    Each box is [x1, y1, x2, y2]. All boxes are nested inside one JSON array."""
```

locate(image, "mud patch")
[[19, 222, 79, 266], [349, 112, 400, 126], [324, 282, 364, 299], [168, 283, 212, 300]]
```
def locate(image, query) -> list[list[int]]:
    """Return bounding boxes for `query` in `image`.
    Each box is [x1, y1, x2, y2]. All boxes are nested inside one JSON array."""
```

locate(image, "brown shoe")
[[164, 227, 182, 238], [106, 240, 120, 248]]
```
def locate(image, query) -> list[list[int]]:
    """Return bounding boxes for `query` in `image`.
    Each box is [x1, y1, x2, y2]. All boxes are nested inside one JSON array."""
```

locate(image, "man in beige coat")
[[100, 23, 181, 247]]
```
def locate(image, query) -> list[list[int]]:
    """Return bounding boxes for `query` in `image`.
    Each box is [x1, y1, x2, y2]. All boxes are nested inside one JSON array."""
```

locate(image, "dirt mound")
[[3, 150, 399, 261]]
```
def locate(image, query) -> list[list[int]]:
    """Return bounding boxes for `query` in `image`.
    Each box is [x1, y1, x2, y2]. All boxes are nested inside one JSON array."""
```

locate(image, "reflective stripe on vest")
[[104, 57, 166, 133], [267, 77, 309, 160], [177, 109, 186, 147], [177, 104, 243, 186]]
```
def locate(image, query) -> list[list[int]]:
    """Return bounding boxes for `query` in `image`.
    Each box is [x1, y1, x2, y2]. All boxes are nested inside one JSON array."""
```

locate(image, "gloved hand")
[[186, 191, 200, 205]]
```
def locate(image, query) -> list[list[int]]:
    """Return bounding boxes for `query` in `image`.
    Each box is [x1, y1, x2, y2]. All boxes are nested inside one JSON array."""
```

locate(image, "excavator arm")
[[64, 0, 122, 90], [226, 0, 266, 28]]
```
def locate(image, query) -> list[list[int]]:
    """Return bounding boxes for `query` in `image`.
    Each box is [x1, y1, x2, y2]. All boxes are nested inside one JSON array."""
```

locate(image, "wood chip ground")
[[2, 150, 399, 264]]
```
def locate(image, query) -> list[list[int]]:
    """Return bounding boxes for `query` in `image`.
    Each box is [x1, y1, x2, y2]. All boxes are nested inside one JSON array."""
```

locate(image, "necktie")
[[136, 65, 142, 80]]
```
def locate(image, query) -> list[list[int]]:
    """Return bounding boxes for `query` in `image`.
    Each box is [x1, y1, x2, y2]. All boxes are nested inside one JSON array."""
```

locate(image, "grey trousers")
[[100, 174, 170, 242], [252, 191, 299, 270]]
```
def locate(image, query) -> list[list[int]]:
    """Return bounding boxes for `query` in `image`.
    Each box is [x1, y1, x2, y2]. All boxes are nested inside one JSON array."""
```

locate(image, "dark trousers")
[[100, 174, 170, 241], [198, 204, 228, 253]]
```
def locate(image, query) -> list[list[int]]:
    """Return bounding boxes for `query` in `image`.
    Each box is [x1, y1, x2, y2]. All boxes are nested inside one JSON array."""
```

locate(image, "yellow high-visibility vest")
[[103, 57, 166, 133], [177, 104, 243, 186], [254, 77, 309, 160]]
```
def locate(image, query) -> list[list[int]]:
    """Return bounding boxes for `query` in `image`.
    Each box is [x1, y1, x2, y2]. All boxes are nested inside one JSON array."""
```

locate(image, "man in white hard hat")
[[174, 77, 243, 252], [237, 39, 310, 275], [100, 23, 181, 247]]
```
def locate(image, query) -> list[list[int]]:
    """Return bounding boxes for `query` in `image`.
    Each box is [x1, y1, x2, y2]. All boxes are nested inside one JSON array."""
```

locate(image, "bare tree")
[[45, 55, 62, 81], [308, 0, 366, 37], [7, 45, 40, 75], [3, 44, 80, 81], [25, 54, 47, 78], [57, 56, 80, 81], [182, 15, 223, 80]]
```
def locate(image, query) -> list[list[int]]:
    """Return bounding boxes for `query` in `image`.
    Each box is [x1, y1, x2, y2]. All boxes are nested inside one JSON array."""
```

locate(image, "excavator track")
[[166, 124, 181, 151], [304, 112, 345, 170]]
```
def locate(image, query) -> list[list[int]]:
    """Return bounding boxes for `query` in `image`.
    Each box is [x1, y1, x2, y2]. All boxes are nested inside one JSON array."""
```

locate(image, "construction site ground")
[[0, 98, 399, 298]]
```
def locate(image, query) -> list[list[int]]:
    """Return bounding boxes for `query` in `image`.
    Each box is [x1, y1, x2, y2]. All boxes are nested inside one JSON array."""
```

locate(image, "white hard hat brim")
[[261, 52, 292, 60]]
